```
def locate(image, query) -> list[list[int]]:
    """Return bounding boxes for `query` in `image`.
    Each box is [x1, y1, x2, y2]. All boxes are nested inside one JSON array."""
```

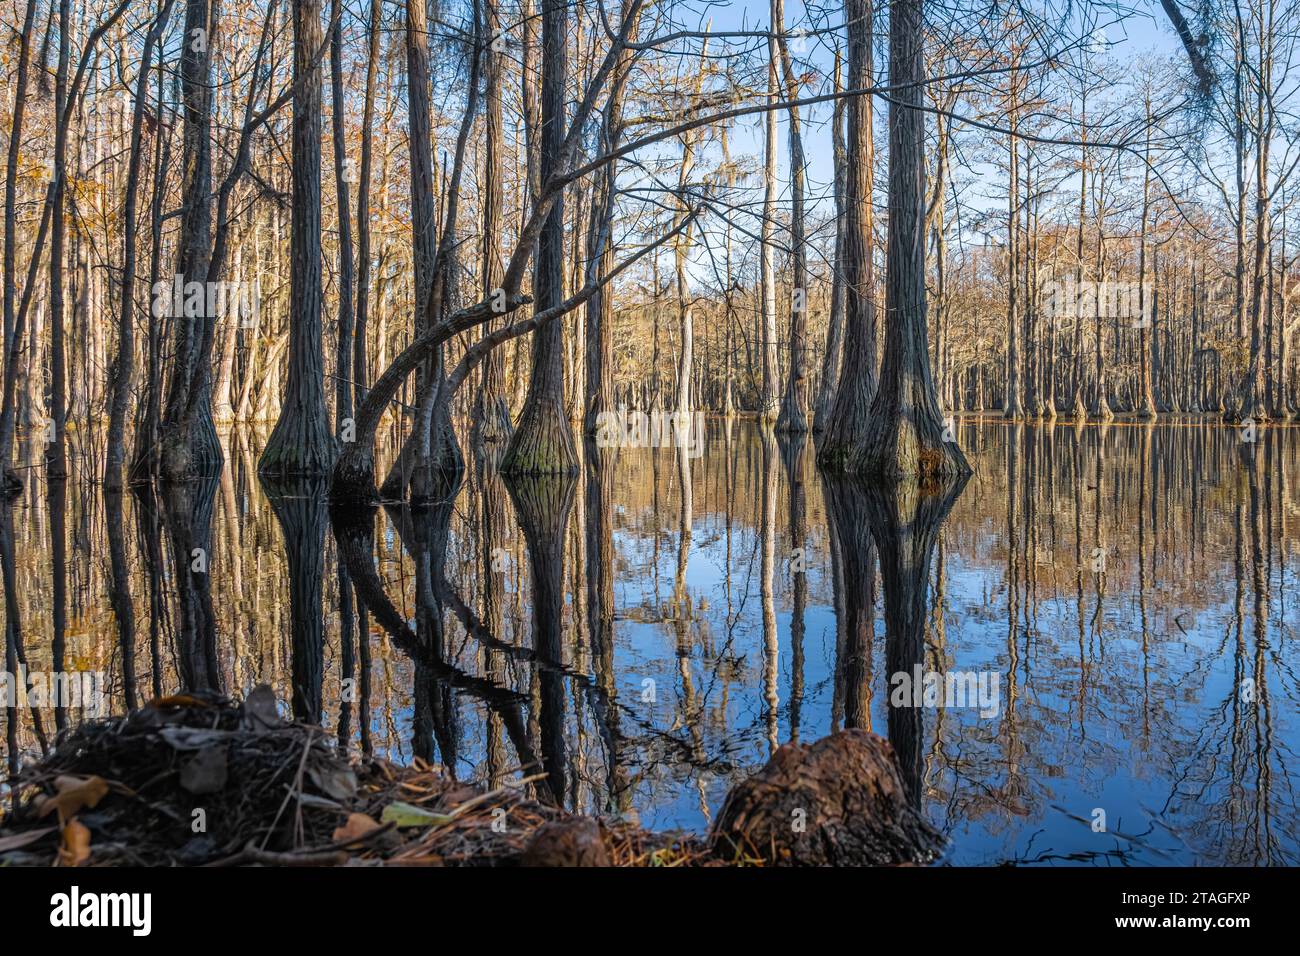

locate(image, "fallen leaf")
[[294, 791, 344, 811], [332, 813, 380, 843], [59, 819, 91, 867], [381, 802, 455, 828], [37, 775, 109, 820], [241, 684, 282, 729], [180, 745, 229, 795], [308, 764, 357, 802], [158, 727, 233, 750]]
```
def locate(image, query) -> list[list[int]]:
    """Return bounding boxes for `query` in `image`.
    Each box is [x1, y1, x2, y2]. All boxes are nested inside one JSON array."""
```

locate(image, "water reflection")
[[865, 474, 969, 806], [263, 477, 328, 723], [1, 419, 1298, 865], [157, 476, 222, 695]]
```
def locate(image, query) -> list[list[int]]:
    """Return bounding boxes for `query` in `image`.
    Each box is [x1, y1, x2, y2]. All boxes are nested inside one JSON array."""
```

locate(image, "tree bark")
[[757, 38, 780, 423], [473, 0, 515, 445], [813, 50, 847, 434], [353, 0, 382, 408], [855, 0, 971, 482], [502, 0, 579, 475], [817, 0, 877, 469], [159, 0, 223, 481], [260, 0, 334, 477], [330, 0, 355, 438], [776, 3, 810, 434], [0, 0, 42, 494]]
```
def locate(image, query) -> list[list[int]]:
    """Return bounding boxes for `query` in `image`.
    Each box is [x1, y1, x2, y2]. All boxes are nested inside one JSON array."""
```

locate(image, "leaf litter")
[[0, 686, 708, 867]]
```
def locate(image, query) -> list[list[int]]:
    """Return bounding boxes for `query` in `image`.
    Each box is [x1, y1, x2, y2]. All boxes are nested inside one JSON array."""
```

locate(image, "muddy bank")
[[0, 688, 942, 867]]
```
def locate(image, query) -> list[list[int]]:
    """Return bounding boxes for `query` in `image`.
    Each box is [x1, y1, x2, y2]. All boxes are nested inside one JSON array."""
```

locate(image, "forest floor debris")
[[0, 687, 709, 866], [0, 687, 941, 867]]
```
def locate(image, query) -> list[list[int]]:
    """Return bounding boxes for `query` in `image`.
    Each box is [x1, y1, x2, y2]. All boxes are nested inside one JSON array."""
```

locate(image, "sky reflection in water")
[[2, 419, 1296, 865]]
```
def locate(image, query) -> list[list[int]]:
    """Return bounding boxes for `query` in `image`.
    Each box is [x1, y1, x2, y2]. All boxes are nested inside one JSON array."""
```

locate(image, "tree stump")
[[520, 819, 611, 867], [711, 730, 944, 866]]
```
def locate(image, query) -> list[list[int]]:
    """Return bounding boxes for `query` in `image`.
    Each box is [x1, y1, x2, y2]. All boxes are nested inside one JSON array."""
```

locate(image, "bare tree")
[[260, 0, 333, 477], [818, 0, 878, 469], [502, 0, 580, 475]]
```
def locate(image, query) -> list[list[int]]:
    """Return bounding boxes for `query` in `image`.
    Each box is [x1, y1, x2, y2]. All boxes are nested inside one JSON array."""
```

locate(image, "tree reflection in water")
[[0, 419, 1296, 864]]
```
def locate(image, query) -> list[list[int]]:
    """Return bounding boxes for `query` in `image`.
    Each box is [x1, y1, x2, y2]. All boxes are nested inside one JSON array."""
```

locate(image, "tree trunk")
[[673, 42, 708, 415], [379, 0, 463, 496], [813, 51, 847, 435], [1003, 76, 1023, 419], [775, 2, 809, 434], [0, 0, 42, 494], [1070, 100, 1088, 420], [1235, 5, 1273, 424], [473, 0, 515, 445], [856, 0, 970, 482], [159, 0, 222, 481], [353, 0, 381, 408], [260, 0, 334, 477], [330, 0, 355, 438], [502, 0, 579, 476], [817, 0, 877, 469], [1136, 99, 1157, 419], [757, 40, 780, 423]]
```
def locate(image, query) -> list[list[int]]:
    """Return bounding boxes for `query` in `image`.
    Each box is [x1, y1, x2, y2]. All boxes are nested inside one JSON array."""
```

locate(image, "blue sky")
[[628, 0, 1190, 280]]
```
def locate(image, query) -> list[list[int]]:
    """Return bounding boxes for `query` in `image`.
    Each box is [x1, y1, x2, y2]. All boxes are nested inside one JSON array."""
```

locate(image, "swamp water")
[[1, 419, 1296, 865]]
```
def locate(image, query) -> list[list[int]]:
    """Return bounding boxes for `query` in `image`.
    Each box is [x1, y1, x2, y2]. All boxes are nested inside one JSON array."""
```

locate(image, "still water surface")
[[1, 419, 1296, 865]]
